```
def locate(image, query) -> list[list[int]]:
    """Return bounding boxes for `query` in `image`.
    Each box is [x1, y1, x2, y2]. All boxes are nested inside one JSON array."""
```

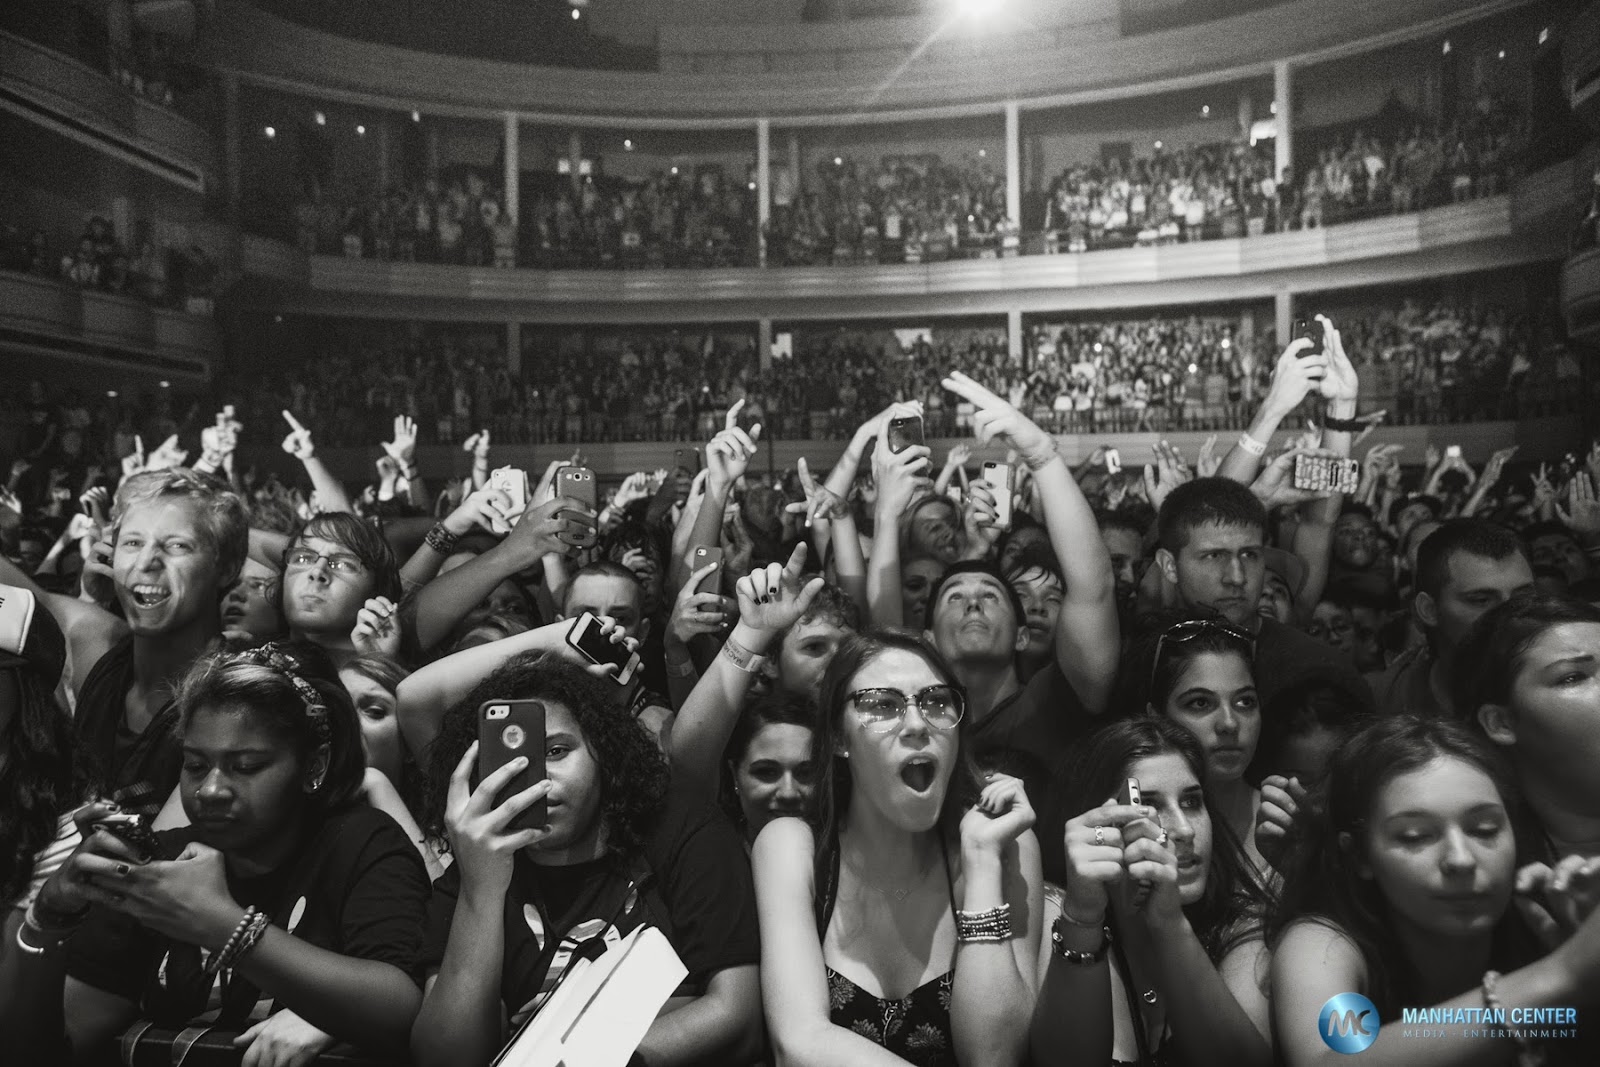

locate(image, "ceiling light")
[[314, 111, 326, 126], [264, 126, 275, 139]]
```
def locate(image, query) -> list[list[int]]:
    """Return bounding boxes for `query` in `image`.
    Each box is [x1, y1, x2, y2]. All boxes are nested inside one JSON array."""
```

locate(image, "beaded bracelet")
[[1051, 920, 1113, 965], [204, 907, 260, 979], [955, 903, 1013, 943], [1482, 971, 1546, 1067], [424, 523, 461, 555], [231, 909, 271, 967]]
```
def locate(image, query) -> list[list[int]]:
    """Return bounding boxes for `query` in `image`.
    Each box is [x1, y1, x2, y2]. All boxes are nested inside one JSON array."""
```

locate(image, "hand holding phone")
[[478, 700, 547, 832], [691, 546, 724, 595], [887, 416, 925, 454], [982, 462, 1014, 529], [566, 612, 642, 687], [92, 812, 162, 862], [489, 466, 530, 524], [1292, 454, 1360, 495], [1117, 778, 1155, 908], [1104, 449, 1122, 476], [1293, 317, 1324, 357]]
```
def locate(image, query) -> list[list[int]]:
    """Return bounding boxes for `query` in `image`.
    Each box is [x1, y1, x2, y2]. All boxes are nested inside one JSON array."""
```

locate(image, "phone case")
[[566, 613, 642, 687], [557, 467, 598, 511], [1118, 778, 1142, 808], [1105, 449, 1122, 475], [1292, 454, 1361, 495], [489, 467, 529, 522], [692, 546, 724, 596], [886, 417, 924, 454], [93, 813, 162, 862], [479, 699, 547, 831], [1294, 317, 1324, 356], [981, 462, 1013, 529]]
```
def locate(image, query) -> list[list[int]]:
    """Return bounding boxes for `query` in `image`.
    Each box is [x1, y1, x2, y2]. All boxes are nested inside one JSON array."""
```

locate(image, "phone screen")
[[567, 613, 640, 686]]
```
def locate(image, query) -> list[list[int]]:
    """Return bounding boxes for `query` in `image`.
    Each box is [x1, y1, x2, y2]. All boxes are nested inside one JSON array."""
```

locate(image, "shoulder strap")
[[814, 838, 840, 938]]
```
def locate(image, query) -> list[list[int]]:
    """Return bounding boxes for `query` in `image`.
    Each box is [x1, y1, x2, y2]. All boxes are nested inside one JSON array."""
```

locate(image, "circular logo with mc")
[[1319, 993, 1379, 1054]]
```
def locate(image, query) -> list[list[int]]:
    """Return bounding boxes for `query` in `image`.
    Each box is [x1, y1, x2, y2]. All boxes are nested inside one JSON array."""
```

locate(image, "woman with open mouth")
[[1034, 717, 1275, 1067], [754, 630, 1043, 1067]]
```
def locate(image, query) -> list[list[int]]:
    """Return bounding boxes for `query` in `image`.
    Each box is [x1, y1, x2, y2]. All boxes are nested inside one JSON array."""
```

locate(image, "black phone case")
[[478, 699, 547, 831], [887, 417, 924, 453]]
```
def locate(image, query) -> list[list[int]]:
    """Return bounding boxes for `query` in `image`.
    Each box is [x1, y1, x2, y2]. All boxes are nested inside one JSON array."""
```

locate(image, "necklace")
[[844, 852, 938, 903]]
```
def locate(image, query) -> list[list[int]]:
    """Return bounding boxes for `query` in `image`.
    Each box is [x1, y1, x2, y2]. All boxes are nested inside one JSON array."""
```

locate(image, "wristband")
[[1022, 444, 1059, 473], [1320, 413, 1366, 433], [1051, 919, 1113, 964], [424, 523, 461, 555], [720, 635, 765, 674], [1236, 432, 1268, 457]]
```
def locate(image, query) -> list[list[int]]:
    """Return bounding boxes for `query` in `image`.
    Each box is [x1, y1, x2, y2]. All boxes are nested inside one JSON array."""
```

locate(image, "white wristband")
[[1237, 433, 1267, 457]]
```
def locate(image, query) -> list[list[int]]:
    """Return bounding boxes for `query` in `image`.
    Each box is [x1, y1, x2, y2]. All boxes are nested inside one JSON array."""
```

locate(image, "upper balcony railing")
[[215, 0, 1531, 123]]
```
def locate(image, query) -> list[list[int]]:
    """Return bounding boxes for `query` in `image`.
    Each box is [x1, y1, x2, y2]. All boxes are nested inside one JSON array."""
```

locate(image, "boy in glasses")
[[281, 513, 403, 664]]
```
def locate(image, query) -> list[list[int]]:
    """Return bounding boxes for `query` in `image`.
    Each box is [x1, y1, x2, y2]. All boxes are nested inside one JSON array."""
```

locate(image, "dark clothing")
[[66, 806, 429, 1030], [422, 784, 759, 1029], [72, 635, 182, 816], [1254, 618, 1375, 716], [970, 663, 1097, 803], [1366, 645, 1448, 718]]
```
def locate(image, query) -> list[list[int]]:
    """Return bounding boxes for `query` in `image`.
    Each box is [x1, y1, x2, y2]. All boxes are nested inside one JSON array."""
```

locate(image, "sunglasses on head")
[[1150, 617, 1256, 690]]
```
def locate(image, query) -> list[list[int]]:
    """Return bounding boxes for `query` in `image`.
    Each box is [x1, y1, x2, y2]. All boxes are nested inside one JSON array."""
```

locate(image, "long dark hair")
[[810, 631, 980, 909], [722, 690, 819, 830], [0, 669, 82, 906], [1113, 610, 1256, 719], [1266, 716, 1541, 1017], [1043, 717, 1271, 962]]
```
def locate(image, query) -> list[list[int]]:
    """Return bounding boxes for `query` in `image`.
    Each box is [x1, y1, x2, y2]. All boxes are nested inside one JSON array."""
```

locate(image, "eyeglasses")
[[847, 685, 965, 733], [1151, 618, 1256, 689], [285, 548, 366, 576], [239, 577, 279, 597]]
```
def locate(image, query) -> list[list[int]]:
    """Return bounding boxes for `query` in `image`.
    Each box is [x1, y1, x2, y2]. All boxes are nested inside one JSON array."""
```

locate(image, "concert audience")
[[5, 307, 1600, 1063]]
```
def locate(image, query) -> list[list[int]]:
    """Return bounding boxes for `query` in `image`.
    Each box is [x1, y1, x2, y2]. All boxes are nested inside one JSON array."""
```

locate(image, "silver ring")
[[1094, 827, 1106, 846]]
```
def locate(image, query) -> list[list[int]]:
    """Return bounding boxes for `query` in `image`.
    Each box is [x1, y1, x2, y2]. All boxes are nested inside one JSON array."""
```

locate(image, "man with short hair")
[[414, 655, 762, 1067], [281, 512, 403, 661], [1369, 518, 1535, 718], [0, 468, 249, 814], [1154, 477, 1372, 714]]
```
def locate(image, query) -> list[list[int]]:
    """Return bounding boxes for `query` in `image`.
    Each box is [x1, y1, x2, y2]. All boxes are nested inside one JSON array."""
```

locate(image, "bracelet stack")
[[15, 897, 89, 955], [204, 907, 270, 978], [1051, 918, 1113, 965], [424, 522, 461, 555], [955, 904, 1013, 943]]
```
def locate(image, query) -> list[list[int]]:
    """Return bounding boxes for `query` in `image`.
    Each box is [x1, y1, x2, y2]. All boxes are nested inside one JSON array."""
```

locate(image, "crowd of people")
[[3, 312, 1600, 1065], [0, 214, 222, 315]]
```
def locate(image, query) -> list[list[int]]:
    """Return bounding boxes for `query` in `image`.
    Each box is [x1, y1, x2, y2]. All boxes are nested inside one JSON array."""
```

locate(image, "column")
[[223, 72, 241, 223], [1273, 59, 1293, 185], [758, 318, 773, 372], [503, 112, 520, 224], [1237, 90, 1253, 140], [756, 118, 771, 267], [1004, 100, 1021, 228], [425, 124, 440, 175], [1007, 309, 1023, 367], [568, 129, 583, 190], [1275, 291, 1293, 348], [506, 321, 522, 377], [375, 119, 390, 191], [787, 131, 801, 195]]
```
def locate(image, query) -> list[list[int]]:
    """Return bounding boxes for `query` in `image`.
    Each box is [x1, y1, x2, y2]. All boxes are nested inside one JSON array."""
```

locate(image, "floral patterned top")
[[826, 967, 956, 1067]]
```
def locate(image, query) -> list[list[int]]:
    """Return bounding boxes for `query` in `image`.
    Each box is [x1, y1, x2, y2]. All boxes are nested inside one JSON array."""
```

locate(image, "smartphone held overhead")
[[489, 466, 529, 523], [887, 416, 925, 454], [566, 612, 642, 687], [478, 700, 547, 831]]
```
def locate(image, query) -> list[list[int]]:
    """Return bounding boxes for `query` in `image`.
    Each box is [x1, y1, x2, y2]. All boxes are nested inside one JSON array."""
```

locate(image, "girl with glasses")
[[1034, 717, 1274, 1067], [754, 631, 1043, 1066]]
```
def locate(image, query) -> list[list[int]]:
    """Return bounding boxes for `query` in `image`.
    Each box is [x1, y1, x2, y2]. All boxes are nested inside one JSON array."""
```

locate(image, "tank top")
[[818, 838, 959, 1066]]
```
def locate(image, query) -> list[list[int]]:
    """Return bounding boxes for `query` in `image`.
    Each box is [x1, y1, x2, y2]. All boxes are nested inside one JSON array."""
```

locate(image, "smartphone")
[[1293, 317, 1323, 357], [981, 462, 1013, 530], [566, 612, 642, 687], [1117, 777, 1142, 808], [1445, 445, 1462, 460], [674, 448, 688, 473], [556, 466, 598, 512], [1104, 448, 1122, 475], [886, 416, 925, 454], [92, 812, 163, 862], [1292, 454, 1361, 494], [691, 545, 724, 596], [489, 466, 529, 524], [477, 699, 547, 832]]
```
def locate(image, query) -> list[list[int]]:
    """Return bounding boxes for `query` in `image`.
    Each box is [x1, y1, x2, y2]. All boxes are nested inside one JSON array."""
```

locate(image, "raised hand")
[[1314, 315, 1359, 404], [1061, 802, 1148, 926], [1251, 447, 1339, 509], [959, 775, 1036, 857], [612, 471, 652, 511], [463, 429, 492, 462], [1261, 336, 1330, 419], [734, 543, 825, 635], [945, 442, 974, 470], [121, 435, 147, 479], [1556, 473, 1600, 536], [1119, 813, 1181, 923], [0, 486, 21, 517], [1195, 434, 1221, 479], [669, 559, 735, 644], [962, 480, 1003, 554], [942, 371, 1055, 469], [1256, 774, 1307, 872], [443, 482, 515, 537], [1515, 856, 1600, 949], [145, 434, 188, 471], [872, 433, 932, 518], [504, 496, 597, 566], [1142, 440, 1194, 512], [786, 456, 847, 528], [382, 415, 419, 469], [351, 596, 401, 658], [281, 411, 315, 461], [706, 400, 761, 493], [201, 411, 239, 461], [445, 742, 552, 900]]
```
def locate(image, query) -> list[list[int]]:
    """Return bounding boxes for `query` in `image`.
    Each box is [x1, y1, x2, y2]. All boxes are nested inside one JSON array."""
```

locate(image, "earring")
[[305, 773, 325, 794]]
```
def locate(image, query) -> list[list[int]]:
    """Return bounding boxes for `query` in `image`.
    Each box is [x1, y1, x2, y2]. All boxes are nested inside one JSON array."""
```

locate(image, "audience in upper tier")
[[4, 308, 1600, 1064]]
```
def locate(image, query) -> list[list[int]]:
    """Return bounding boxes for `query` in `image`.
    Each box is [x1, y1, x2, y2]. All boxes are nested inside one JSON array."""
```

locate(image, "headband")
[[229, 643, 331, 743]]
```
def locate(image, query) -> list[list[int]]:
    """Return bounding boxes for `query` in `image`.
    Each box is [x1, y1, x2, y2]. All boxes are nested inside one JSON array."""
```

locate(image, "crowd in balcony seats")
[[2, 0, 198, 111], [0, 214, 221, 314], [292, 172, 519, 268], [767, 154, 1012, 266]]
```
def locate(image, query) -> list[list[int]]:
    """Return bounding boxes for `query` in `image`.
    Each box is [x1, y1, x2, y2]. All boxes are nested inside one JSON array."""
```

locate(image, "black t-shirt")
[[423, 783, 759, 1028], [73, 635, 183, 817], [969, 663, 1099, 803], [66, 806, 430, 1030], [1254, 618, 1375, 716]]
